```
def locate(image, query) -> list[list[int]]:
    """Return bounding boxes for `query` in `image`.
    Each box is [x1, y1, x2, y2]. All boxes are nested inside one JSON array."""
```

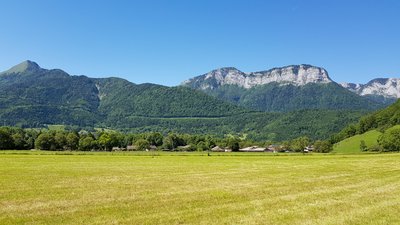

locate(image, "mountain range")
[[182, 65, 398, 111], [0, 60, 245, 124], [0, 60, 398, 141], [340, 78, 400, 103]]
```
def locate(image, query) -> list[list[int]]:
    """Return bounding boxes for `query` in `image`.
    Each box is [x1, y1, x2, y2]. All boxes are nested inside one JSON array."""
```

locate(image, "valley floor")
[[1, 152, 400, 224]]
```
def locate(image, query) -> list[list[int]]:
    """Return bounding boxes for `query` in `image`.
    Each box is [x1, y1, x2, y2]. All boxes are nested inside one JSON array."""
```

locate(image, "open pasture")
[[1, 152, 400, 224]]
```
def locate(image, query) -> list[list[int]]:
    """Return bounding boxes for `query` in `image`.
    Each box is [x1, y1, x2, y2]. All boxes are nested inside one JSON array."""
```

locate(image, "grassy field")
[[1, 152, 400, 224], [333, 130, 382, 153]]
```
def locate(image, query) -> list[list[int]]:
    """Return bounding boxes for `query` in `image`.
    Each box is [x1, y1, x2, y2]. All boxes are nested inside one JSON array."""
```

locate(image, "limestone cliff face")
[[182, 65, 333, 89], [341, 78, 400, 98]]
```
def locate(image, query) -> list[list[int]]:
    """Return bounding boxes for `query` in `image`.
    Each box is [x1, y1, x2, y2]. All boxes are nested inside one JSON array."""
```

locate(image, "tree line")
[[0, 126, 334, 152]]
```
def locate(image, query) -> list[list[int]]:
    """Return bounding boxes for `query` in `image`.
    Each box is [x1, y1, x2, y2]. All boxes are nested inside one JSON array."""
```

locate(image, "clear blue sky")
[[0, 0, 399, 86]]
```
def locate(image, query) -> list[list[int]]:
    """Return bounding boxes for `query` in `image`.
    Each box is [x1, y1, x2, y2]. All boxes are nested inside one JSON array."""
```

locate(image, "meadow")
[[333, 130, 382, 153], [1, 151, 400, 224]]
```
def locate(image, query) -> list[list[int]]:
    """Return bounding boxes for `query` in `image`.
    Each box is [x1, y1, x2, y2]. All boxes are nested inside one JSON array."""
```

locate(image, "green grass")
[[333, 130, 382, 153], [1, 152, 400, 224]]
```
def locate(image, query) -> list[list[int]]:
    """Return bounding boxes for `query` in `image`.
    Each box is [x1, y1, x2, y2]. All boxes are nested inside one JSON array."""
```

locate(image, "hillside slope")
[[332, 99, 400, 144], [0, 61, 247, 127], [0, 61, 367, 141], [333, 130, 382, 153]]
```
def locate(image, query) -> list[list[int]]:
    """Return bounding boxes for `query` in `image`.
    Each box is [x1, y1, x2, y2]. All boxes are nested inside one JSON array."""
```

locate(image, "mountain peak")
[[212, 67, 240, 72], [1, 60, 42, 75], [341, 78, 400, 98]]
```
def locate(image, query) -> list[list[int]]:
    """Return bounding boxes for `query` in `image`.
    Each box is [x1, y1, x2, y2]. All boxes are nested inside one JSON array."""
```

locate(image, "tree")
[[314, 140, 332, 153], [281, 141, 291, 151], [358, 116, 377, 134], [66, 132, 79, 150], [146, 132, 163, 146], [79, 136, 95, 151], [226, 137, 240, 152], [35, 132, 55, 150], [12, 132, 27, 150], [162, 133, 185, 150], [378, 127, 400, 152], [98, 133, 112, 151], [54, 132, 67, 150], [0, 128, 14, 150], [196, 141, 207, 152], [359, 140, 367, 152], [205, 135, 216, 149], [109, 132, 124, 148], [290, 136, 310, 152], [135, 139, 150, 151]]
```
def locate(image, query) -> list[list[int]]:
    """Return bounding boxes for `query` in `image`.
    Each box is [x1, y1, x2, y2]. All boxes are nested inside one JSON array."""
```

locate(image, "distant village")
[[113, 144, 315, 153]]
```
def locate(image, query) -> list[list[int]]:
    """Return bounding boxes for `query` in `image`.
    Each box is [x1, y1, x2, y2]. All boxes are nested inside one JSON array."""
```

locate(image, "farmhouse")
[[177, 145, 192, 151], [267, 144, 282, 152], [112, 147, 126, 151], [211, 146, 225, 152], [239, 146, 266, 152], [127, 145, 137, 151], [304, 145, 314, 152]]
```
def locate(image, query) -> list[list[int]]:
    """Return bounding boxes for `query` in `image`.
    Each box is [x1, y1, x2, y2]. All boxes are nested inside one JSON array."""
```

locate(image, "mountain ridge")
[[340, 78, 400, 99], [182, 64, 387, 112], [182, 64, 333, 90]]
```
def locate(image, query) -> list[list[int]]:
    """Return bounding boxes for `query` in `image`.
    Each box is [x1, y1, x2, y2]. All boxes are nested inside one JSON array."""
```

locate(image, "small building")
[[112, 147, 126, 151], [239, 146, 266, 152], [304, 145, 314, 152], [267, 144, 282, 152], [176, 145, 192, 151], [127, 145, 137, 151], [211, 146, 225, 152]]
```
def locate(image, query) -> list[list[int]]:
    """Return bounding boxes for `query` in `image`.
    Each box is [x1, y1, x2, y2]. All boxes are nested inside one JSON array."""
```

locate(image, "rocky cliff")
[[182, 64, 333, 89], [341, 78, 400, 99]]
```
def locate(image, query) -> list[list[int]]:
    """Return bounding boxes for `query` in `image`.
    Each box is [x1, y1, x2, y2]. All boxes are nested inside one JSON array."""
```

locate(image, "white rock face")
[[340, 82, 361, 91], [182, 65, 333, 89], [341, 78, 400, 98]]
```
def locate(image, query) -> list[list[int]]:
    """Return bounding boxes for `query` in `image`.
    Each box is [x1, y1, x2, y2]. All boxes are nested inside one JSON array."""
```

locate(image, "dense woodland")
[[331, 99, 400, 142], [194, 83, 386, 112], [1, 119, 399, 153]]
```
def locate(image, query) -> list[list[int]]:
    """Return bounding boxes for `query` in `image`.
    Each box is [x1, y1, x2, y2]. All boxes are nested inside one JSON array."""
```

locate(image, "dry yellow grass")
[[1, 152, 400, 224]]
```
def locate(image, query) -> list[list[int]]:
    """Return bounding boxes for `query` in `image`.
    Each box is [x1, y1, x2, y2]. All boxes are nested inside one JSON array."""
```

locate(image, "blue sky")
[[0, 0, 399, 86]]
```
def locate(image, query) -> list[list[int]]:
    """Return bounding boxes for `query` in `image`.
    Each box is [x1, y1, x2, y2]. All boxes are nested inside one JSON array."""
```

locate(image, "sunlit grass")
[[333, 130, 382, 153], [1, 152, 399, 224]]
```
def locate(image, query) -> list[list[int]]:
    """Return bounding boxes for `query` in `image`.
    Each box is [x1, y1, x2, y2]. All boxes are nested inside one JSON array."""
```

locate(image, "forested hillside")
[[106, 109, 365, 141], [0, 61, 370, 141], [182, 65, 386, 112], [0, 61, 246, 127], [95, 78, 247, 118], [198, 83, 383, 112], [331, 99, 400, 143]]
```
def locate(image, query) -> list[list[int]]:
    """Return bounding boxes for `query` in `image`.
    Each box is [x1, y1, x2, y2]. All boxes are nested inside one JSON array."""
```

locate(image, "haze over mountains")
[[0, 60, 398, 140]]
